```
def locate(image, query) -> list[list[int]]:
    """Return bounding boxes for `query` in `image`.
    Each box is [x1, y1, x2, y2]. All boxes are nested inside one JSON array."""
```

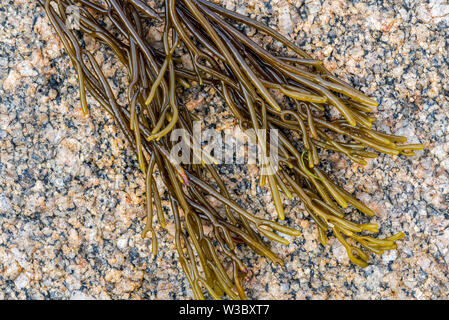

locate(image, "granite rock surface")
[[0, 0, 448, 299]]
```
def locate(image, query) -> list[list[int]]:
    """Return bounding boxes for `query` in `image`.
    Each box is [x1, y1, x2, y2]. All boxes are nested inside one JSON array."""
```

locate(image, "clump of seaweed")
[[40, 0, 423, 298]]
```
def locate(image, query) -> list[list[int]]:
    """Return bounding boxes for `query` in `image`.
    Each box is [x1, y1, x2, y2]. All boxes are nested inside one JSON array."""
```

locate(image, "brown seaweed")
[[40, 0, 423, 299]]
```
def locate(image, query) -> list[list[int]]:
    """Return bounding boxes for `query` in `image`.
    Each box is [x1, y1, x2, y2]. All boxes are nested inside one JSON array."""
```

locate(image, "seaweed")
[[40, 0, 423, 299]]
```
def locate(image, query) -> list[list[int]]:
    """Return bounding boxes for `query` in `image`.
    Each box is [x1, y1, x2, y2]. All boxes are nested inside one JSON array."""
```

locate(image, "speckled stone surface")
[[0, 0, 448, 299]]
